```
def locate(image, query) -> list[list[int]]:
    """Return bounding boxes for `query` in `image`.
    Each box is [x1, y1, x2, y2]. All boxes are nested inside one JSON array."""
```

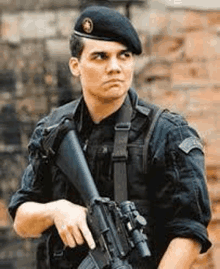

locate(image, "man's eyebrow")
[[89, 49, 130, 57], [90, 51, 107, 56], [119, 49, 131, 53]]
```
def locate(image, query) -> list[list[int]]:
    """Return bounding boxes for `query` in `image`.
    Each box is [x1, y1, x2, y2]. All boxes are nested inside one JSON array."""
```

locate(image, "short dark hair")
[[69, 34, 85, 59]]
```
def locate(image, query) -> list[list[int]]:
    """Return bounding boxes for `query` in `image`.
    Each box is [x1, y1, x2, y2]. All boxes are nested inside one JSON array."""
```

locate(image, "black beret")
[[74, 6, 142, 55]]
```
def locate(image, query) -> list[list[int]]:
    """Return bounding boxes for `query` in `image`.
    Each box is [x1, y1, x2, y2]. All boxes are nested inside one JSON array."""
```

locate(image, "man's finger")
[[71, 226, 84, 245], [59, 225, 76, 248], [80, 223, 96, 249], [65, 230, 77, 248]]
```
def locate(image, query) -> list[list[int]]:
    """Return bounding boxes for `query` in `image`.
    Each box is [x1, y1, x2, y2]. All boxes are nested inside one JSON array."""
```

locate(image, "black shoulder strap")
[[143, 107, 167, 174], [41, 99, 81, 161], [112, 96, 132, 203], [45, 98, 81, 128], [112, 97, 166, 202]]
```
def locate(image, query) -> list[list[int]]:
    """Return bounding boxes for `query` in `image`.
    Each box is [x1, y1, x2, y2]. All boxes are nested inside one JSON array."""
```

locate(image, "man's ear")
[[69, 57, 80, 77]]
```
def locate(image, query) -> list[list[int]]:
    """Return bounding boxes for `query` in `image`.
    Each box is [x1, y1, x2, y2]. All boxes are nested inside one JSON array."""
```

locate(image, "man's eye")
[[94, 53, 107, 60], [120, 51, 132, 59]]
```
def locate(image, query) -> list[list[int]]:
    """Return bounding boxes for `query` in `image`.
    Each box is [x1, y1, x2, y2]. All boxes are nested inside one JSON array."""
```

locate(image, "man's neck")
[[83, 94, 127, 123]]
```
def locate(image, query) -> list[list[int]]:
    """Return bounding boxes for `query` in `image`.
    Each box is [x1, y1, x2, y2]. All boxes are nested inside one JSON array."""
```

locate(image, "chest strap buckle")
[[112, 151, 128, 162], [114, 122, 131, 131], [112, 122, 131, 162]]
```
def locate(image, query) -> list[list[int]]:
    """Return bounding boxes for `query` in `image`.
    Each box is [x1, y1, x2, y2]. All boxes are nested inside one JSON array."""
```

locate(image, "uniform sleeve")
[[151, 117, 212, 254], [8, 117, 52, 220]]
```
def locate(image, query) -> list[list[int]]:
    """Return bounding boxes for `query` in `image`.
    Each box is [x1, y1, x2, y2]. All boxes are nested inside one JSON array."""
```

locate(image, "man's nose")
[[106, 57, 121, 73]]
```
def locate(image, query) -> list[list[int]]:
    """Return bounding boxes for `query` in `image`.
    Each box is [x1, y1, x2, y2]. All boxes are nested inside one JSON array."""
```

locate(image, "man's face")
[[69, 38, 135, 102]]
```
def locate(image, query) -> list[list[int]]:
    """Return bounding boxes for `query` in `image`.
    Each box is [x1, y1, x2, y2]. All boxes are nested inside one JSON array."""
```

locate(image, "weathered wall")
[[0, 0, 219, 268], [132, 4, 220, 268]]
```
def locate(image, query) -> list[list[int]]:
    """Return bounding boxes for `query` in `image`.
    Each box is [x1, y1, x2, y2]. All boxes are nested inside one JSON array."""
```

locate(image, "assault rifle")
[[42, 118, 151, 269]]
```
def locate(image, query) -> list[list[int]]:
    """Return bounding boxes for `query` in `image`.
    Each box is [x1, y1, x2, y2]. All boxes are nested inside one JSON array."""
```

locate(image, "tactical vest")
[[38, 89, 165, 269]]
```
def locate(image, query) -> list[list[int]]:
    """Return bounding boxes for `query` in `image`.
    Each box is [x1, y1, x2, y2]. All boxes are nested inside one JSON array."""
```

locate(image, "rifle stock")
[[56, 128, 99, 206]]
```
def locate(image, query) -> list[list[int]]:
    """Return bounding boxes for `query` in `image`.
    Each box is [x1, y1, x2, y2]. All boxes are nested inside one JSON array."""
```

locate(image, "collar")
[[129, 88, 151, 117], [73, 88, 151, 132]]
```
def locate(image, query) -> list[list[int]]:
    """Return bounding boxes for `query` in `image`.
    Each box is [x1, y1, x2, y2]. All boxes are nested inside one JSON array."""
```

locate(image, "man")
[[9, 5, 211, 269]]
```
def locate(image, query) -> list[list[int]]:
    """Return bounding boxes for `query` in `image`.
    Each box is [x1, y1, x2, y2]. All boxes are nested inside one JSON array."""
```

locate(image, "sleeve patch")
[[178, 137, 203, 154]]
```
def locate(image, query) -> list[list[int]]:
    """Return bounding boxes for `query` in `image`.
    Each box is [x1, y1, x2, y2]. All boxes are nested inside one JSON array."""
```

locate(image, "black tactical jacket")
[[9, 89, 212, 269]]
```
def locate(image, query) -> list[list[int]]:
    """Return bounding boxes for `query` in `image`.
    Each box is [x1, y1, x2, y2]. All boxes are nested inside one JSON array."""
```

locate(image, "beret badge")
[[82, 18, 93, 34]]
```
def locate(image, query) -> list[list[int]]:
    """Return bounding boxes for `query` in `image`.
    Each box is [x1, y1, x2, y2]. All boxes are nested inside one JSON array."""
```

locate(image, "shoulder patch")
[[178, 137, 203, 154], [136, 105, 151, 116]]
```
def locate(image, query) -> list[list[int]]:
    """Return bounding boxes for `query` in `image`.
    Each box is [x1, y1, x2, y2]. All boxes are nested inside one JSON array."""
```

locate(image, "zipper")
[[83, 139, 89, 152]]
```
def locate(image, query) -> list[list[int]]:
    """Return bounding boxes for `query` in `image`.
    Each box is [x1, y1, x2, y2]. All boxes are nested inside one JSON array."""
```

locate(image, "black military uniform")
[[8, 6, 212, 269], [9, 88, 211, 268]]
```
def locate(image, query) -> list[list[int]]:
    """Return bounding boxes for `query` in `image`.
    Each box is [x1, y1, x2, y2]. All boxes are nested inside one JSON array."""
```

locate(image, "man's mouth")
[[104, 79, 123, 84]]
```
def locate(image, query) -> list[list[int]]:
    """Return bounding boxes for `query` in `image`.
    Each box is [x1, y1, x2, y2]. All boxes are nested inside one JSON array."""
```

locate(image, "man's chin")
[[104, 86, 128, 97], [97, 90, 128, 103]]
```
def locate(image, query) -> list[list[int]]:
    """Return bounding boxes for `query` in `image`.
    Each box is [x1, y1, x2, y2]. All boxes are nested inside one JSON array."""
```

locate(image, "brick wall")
[[133, 4, 220, 268], [0, 0, 219, 268]]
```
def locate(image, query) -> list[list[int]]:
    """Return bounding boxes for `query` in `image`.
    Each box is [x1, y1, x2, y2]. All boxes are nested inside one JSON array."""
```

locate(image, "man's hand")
[[49, 199, 95, 249], [14, 200, 96, 250]]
